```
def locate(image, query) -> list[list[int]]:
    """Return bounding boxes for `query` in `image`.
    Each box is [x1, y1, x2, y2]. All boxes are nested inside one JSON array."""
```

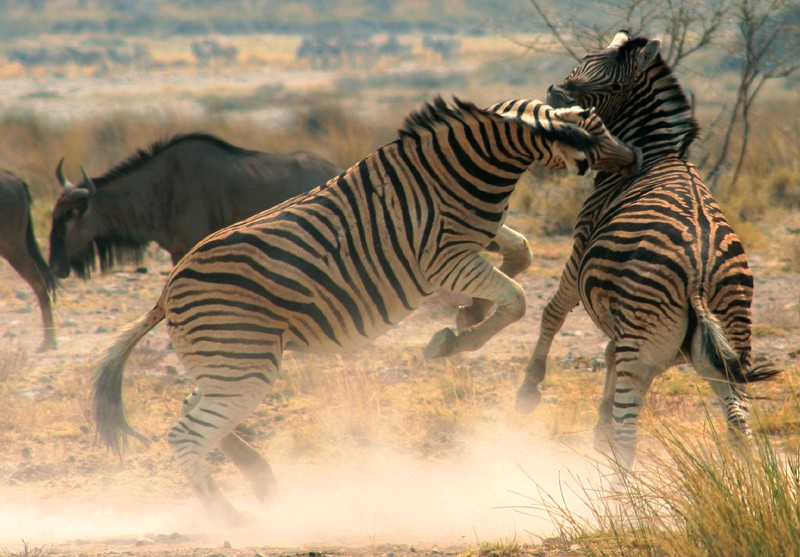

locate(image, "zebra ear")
[[608, 30, 630, 49], [635, 39, 661, 72]]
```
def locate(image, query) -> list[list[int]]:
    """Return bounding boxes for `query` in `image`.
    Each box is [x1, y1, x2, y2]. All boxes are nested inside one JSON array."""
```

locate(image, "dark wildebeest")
[[0, 170, 57, 351], [49, 133, 343, 278]]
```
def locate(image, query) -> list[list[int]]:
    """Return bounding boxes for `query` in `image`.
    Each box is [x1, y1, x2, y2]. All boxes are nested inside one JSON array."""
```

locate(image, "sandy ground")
[[0, 211, 798, 556]]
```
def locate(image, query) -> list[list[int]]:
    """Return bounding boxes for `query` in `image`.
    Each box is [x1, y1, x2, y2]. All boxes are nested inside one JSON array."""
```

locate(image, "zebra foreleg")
[[593, 341, 618, 452], [182, 388, 278, 503], [425, 255, 526, 359], [516, 275, 580, 413], [456, 225, 532, 332], [170, 377, 272, 526]]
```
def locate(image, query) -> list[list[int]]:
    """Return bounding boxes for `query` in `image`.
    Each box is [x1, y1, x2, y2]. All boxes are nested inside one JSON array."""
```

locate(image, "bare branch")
[[527, 0, 582, 61]]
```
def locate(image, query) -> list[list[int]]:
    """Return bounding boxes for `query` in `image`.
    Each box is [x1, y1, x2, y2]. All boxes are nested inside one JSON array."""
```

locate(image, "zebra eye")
[[610, 83, 622, 92]]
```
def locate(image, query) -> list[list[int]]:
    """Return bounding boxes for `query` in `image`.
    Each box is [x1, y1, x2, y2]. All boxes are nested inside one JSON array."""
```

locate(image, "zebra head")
[[546, 31, 661, 120], [547, 30, 698, 158]]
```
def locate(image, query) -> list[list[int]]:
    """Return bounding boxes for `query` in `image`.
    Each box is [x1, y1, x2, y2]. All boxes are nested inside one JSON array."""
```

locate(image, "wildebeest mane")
[[90, 132, 250, 188]]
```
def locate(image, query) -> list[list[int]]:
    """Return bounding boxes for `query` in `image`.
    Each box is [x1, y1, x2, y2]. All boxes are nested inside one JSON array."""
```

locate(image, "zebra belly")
[[162, 259, 432, 364]]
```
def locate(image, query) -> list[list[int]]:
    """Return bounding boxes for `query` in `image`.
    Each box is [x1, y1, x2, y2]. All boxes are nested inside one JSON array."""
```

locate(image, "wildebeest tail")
[[691, 295, 780, 384], [93, 304, 165, 455], [22, 184, 58, 299]]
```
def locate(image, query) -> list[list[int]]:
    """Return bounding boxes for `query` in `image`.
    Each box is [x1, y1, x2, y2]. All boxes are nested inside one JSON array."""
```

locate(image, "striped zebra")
[[93, 96, 641, 525], [516, 31, 780, 469]]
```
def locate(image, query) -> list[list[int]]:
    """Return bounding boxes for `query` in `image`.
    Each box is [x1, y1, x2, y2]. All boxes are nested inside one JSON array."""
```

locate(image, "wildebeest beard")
[[73, 236, 147, 279]]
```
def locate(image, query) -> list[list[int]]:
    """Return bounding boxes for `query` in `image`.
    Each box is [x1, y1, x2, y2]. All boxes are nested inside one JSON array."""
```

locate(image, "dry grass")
[[523, 412, 800, 557]]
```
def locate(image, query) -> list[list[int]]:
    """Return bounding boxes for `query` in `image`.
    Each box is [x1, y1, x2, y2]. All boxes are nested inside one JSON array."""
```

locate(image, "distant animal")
[[93, 96, 641, 525], [517, 31, 780, 469], [0, 171, 57, 351], [48, 133, 344, 278]]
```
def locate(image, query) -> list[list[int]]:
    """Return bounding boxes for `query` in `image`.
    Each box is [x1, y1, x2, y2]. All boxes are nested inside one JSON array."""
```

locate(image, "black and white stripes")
[[92, 96, 640, 524], [517, 32, 779, 468]]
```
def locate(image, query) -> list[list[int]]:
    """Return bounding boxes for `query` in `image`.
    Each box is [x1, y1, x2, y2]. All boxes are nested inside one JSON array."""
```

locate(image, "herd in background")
[[6, 33, 454, 76], [0, 31, 782, 524]]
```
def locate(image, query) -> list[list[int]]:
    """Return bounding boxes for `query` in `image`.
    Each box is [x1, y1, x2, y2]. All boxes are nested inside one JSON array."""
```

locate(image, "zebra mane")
[[399, 96, 487, 139], [90, 133, 246, 188], [622, 35, 700, 158]]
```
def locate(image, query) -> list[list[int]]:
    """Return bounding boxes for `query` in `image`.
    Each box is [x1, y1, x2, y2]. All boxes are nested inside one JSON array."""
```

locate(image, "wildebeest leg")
[[170, 250, 187, 265], [4, 249, 56, 351], [456, 225, 532, 332], [516, 266, 580, 413], [170, 374, 274, 526], [182, 388, 278, 502], [425, 253, 525, 359]]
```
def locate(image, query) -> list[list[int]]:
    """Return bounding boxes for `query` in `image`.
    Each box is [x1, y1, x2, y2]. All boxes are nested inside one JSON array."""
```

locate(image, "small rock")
[[135, 538, 155, 546], [14, 288, 31, 301]]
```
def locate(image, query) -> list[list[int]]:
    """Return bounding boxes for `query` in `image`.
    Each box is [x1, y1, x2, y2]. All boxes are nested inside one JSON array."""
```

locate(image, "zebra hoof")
[[514, 384, 541, 414], [424, 327, 457, 359]]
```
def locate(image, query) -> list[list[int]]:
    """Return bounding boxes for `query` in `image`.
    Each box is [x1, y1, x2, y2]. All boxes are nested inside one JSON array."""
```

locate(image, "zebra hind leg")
[[170, 376, 273, 526], [182, 388, 278, 503], [606, 344, 659, 470]]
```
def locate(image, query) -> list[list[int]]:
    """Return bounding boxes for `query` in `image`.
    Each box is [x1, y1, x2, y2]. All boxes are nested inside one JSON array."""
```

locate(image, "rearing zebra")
[[93, 96, 640, 525], [516, 32, 780, 469]]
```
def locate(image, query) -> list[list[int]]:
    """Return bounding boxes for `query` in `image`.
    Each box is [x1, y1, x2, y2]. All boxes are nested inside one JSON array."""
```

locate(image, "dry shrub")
[[0, 342, 29, 383], [510, 170, 592, 237]]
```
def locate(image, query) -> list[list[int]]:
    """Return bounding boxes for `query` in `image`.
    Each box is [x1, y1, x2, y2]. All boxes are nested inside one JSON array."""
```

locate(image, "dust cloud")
[[0, 424, 605, 550]]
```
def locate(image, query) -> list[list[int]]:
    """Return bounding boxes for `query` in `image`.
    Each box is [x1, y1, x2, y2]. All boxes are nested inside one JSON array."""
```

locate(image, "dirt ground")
[[0, 211, 798, 556]]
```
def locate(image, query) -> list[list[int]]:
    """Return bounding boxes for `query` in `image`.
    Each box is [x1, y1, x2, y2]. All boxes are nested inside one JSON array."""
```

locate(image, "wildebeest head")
[[49, 159, 99, 278]]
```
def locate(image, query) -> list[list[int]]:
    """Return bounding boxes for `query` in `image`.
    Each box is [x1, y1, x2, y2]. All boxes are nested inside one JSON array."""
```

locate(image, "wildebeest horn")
[[80, 165, 97, 196], [56, 158, 71, 189], [608, 30, 630, 49]]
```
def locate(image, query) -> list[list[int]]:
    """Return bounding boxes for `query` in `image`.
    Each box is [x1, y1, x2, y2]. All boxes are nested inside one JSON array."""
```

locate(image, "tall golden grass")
[[523, 410, 800, 557]]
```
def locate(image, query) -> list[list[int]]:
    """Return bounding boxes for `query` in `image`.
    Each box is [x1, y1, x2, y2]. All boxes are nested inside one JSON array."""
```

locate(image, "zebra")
[[93, 96, 641, 525], [516, 31, 780, 469]]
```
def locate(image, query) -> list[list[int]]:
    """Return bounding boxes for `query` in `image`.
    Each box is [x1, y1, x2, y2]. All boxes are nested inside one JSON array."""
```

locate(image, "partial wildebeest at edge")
[[48, 133, 344, 279], [93, 96, 641, 526], [0, 170, 57, 351], [517, 31, 780, 469]]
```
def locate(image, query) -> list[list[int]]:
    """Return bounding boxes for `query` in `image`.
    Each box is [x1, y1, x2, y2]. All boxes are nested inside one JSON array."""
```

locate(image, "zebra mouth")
[[546, 84, 576, 109]]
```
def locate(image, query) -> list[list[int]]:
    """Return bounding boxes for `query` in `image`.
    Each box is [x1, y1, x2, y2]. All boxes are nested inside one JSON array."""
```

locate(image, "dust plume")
[[0, 423, 606, 550]]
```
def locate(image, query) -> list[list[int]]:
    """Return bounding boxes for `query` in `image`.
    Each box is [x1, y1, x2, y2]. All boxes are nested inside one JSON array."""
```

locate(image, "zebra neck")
[[613, 63, 699, 162]]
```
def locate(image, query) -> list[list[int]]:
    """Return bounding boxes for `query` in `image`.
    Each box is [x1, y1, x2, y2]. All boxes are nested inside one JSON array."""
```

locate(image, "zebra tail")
[[691, 296, 780, 385], [93, 304, 165, 456]]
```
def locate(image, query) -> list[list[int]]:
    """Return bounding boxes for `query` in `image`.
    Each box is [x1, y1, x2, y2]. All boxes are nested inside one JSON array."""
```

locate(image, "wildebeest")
[[49, 133, 343, 278], [0, 170, 57, 351]]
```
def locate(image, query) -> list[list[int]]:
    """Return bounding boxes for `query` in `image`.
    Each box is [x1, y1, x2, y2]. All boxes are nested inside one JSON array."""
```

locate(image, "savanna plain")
[[1, 7, 800, 557]]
